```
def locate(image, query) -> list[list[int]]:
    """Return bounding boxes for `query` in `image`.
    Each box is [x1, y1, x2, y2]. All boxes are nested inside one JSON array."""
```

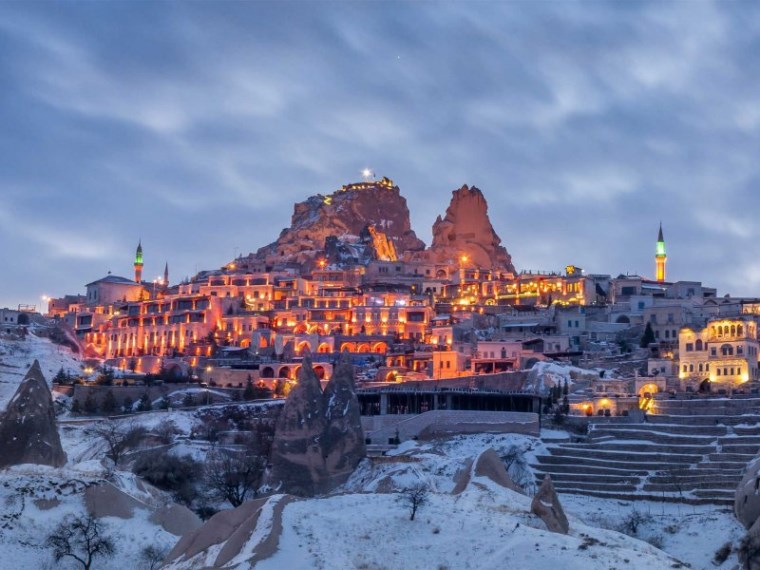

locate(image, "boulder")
[[530, 475, 569, 534], [473, 448, 522, 493], [270, 356, 366, 496], [84, 482, 146, 519], [422, 184, 516, 275], [163, 495, 296, 569], [736, 456, 760, 528], [740, 516, 760, 570], [0, 360, 66, 469]]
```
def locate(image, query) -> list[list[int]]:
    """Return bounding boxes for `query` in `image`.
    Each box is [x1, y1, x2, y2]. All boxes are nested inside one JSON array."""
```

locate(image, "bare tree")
[[87, 420, 146, 466], [399, 483, 429, 521], [46, 514, 115, 570], [205, 449, 266, 507], [140, 544, 167, 570]]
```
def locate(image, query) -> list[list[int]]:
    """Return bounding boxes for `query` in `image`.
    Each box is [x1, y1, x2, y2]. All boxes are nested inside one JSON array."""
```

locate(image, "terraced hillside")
[[532, 399, 760, 505]]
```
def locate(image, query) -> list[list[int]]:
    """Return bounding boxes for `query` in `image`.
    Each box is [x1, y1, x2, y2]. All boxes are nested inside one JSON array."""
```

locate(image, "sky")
[[0, 1, 759, 310]]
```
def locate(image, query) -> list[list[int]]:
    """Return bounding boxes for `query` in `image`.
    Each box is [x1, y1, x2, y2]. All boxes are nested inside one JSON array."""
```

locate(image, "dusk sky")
[[1, 1, 759, 310]]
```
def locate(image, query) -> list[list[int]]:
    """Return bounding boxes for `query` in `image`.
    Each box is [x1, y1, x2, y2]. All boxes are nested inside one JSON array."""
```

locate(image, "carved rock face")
[[530, 475, 569, 534], [270, 357, 366, 496], [0, 360, 66, 469], [425, 185, 515, 274], [249, 181, 425, 265]]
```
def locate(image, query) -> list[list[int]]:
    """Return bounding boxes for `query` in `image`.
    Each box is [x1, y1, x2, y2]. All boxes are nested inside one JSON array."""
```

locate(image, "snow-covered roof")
[[85, 275, 140, 287]]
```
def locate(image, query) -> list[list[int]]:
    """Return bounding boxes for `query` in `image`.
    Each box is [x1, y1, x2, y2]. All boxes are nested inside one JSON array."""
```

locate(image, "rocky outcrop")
[[473, 448, 522, 492], [269, 357, 366, 496], [245, 177, 424, 266], [0, 360, 66, 469], [736, 456, 760, 528], [163, 494, 296, 569], [422, 185, 515, 275], [452, 448, 522, 495], [531, 475, 569, 534]]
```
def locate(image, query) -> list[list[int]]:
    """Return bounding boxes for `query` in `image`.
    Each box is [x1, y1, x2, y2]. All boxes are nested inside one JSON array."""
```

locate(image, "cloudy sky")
[[0, 1, 759, 309]]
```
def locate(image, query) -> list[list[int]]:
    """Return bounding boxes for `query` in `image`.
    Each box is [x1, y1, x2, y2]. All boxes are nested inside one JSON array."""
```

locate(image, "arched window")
[[721, 344, 733, 356], [689, 364, 694, 372], [738, 325, 744, 336], [717, 368, 721, 376], [696, 339, 703, 351], [699, 363, 703, 372], [731, 325, 737, 336]]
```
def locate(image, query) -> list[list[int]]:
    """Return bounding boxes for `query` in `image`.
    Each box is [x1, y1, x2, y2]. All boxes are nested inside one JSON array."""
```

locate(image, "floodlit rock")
[[736, 456, 760, 528], [163, 495, 296, 569], [0, 360, 66, 469], [424, 184, 515, 275], [270, 357, 366, 496], [245, 178, 424, 266], [530, 475, 569, 534]]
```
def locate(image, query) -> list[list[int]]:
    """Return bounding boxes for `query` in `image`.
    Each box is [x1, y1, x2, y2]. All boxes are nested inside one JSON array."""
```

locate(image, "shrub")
[[713, 541, 732, 565], [133, 452, 202, 506]]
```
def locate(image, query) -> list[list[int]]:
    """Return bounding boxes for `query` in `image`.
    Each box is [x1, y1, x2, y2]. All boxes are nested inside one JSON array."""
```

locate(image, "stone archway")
[[314, 365, 326, 380], [17, 313, 30, 326], [372, 342, 388, 354], [278, 366, 291, 379], [261, 366, 275, 379]]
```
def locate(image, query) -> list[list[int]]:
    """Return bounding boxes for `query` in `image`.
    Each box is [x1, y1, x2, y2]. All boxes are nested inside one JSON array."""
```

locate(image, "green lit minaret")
[[134, 240, 144, 283], [655, 223, 666, 283]]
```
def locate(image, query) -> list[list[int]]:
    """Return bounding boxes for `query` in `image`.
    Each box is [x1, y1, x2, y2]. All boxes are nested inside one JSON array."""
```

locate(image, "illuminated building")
[[679, 318, 759, 386]]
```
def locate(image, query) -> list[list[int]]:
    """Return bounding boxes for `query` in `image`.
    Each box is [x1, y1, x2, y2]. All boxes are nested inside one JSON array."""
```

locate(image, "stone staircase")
[[532, 399, 760, 505]]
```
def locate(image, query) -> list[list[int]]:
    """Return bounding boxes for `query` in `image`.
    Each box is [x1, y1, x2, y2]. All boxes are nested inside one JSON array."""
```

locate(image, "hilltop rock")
[[245, 177, 424, 267], [531, 475, 569, 534], [423, 184, 515, 275], [270, 356, 366, 496], [0, 360, 66, 469]]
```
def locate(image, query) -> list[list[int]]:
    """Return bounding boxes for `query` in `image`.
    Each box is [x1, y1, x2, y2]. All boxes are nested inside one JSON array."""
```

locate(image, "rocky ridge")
[[240, 177, 516, 273]]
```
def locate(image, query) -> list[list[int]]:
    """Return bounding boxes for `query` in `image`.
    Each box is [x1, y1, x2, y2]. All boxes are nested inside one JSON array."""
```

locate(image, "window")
[[711, 347, 717, 356], [686, 343, 694, 352]]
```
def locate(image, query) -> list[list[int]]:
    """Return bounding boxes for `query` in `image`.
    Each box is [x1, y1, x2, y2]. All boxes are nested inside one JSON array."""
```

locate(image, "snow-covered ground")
[[0, 464, 177, 570], [0, 332, 81, 407]]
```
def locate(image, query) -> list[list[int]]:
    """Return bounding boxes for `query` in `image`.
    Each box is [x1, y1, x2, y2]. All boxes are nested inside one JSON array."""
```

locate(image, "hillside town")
[[4, 177, 760, 568]]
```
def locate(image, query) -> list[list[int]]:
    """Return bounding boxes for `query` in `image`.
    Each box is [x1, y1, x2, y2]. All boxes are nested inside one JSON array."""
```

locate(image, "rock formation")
[[163, 494, 296, 569], [422, 184, 515, 275], [530, 475, 569, 534], [269, 356, 366, 496], [736, 456, 760, 528], [0, 360, 66, 469], [245, 177, 424, 266], [473, 448, 522, 492]]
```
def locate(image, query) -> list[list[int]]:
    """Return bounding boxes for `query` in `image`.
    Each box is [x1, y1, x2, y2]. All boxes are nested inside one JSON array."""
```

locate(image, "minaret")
[[134, 240, 144, 284], [163, 262, 169, 289], [655, 223, 667, 283]]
